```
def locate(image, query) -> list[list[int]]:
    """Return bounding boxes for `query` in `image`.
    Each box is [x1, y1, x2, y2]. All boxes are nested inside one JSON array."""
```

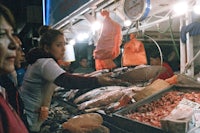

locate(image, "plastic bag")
[[93, 10, 122, 60], [122, 34, 147, 66]]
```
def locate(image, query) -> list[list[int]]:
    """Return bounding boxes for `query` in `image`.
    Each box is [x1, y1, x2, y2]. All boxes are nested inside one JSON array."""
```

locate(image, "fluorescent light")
[[173, 2, 188, 15]]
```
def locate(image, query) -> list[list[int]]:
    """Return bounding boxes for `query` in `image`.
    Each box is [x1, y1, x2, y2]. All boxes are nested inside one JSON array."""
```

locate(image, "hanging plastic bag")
[[93, 10, 122, 59], [122, 34, 147, 66], [93, 10, 122, 70]]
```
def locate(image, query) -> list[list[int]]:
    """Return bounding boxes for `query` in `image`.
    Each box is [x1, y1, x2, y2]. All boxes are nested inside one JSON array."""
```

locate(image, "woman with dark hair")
[[19, 27, 123, 132], [0, 3, 28, 133], [38, 25, 51, 37]]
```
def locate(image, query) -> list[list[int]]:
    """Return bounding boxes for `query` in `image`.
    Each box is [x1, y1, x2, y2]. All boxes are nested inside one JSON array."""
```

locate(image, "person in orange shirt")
[[122, 33, 147, 67], [150, 52, 174, 80]]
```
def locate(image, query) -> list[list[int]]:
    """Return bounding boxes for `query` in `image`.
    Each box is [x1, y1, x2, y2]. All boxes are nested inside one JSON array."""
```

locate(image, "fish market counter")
[[41, 78, 200, 133], [100, 85, 200, 133], [40, 93, 129, 133]]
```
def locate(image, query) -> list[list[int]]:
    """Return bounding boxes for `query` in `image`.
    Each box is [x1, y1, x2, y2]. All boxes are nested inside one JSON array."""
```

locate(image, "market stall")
[[40, 0, 200, 132]]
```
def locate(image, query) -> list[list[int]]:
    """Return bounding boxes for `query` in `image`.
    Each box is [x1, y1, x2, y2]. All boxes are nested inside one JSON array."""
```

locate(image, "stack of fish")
[[74, 86, 144, 112]]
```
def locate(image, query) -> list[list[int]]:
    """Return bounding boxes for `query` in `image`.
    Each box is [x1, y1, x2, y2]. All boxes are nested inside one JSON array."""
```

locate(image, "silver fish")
[[78, 90, 125, 110], [74, 86, 127, 104]]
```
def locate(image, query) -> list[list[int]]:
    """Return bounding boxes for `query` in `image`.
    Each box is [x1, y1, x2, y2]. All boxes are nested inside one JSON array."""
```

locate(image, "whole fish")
[[78, 86, 143, 111], [74, 86, 127, 104], [78, 90, 125, 110]]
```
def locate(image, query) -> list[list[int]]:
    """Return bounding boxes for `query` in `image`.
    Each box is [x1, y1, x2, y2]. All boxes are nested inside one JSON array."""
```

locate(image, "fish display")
[[74, 86, 127, 104], [77, 86, 138, 110], [78, 90, 125, 110]]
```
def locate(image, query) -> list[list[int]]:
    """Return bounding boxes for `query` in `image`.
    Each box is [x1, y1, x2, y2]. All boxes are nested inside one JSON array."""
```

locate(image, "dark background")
[[0, 0, 43, 53]]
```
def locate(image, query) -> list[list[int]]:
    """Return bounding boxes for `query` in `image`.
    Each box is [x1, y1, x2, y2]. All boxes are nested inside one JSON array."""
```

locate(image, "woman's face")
[[0, 15, 17, 74], [47, 35, 66, 60]]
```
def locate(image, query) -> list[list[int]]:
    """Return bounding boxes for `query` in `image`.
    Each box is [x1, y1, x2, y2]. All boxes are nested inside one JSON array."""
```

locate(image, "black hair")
[[38, 25, 51, 36], [39, 29, 64, 49], [26, 47, 55, 64]]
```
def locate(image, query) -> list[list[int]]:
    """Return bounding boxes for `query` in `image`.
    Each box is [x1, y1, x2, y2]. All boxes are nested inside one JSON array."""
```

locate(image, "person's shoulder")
[[31, 58, 58, 72], [87, 67, 95, 71], [74, 67, 94, 74], [74, 67, 82, 72], [83, 67, 95, 73], [37, 58, 56, 65], [38, 58, 54, 61]]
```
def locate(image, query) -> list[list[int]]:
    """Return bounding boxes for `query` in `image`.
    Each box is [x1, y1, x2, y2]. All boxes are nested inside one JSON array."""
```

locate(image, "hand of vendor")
[[97, 73, 131, 86], [39, 106, 49, 121]]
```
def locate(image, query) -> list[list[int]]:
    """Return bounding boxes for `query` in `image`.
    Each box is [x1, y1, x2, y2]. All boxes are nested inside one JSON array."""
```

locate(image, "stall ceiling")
[[51, 0, 198, 42]]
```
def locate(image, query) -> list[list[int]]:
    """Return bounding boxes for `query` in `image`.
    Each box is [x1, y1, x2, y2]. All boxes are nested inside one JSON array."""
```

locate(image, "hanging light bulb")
[[124, 19, 132, 27], [173, 1, 188, 15]]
